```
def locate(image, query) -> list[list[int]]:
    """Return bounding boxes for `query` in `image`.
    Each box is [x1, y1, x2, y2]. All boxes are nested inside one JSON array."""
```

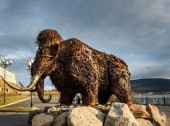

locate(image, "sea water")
[[134, 94, 170, 98]]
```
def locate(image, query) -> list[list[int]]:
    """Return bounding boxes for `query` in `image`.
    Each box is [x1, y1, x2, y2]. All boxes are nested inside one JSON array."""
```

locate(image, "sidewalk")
[[0, 97, 31, 108], [0, 96, 58, 125], [0, 112, 30, 126], [0, 98, 31, 126]]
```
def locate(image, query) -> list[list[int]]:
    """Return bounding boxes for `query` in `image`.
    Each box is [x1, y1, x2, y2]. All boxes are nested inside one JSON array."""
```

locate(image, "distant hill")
[[131, 78, 170, 93]]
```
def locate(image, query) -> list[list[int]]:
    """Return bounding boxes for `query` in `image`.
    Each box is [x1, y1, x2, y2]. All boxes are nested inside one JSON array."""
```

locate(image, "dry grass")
[[0, 95, 30, 106], [0, 107, 31, 112]]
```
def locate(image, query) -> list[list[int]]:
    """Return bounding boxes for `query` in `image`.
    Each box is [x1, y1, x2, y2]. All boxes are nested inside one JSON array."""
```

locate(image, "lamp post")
[[27, 58, 34, 107], [0, 56, 12, 105]]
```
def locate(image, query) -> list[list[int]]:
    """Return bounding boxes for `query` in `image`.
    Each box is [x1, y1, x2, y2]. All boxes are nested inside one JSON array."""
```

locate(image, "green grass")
[[0, 95, 30, 106]]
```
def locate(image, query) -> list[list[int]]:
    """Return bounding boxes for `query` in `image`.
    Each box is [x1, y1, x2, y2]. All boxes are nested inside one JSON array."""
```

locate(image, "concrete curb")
[[0, 97, 31, 108]]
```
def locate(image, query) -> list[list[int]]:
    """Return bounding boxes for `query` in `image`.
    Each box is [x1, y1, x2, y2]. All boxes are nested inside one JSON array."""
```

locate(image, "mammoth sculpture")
[[2, 29, 133, 106]]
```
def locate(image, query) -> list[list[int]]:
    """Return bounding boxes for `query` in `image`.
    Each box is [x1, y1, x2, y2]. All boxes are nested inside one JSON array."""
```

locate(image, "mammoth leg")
[[59, 92, 76, 105], [82, 91, 96, 106], [36, 78, 52, 103], [98, 91, 111, 104], [109, 66, 133, 106], [112, 76, 133, 106], [82, 83, 98, 106]]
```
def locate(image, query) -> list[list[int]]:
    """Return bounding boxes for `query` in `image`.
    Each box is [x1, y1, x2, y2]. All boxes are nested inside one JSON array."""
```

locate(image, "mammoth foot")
[[82, 93, 96, 106], [89, 100, 96, 106]]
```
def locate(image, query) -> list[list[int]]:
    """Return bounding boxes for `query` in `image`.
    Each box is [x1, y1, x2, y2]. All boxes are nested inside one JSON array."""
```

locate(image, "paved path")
[[3, 96, 59, 108], [0, 96, 59, 126], [0, 97, 31, 108], [0, 112, 30, 126]]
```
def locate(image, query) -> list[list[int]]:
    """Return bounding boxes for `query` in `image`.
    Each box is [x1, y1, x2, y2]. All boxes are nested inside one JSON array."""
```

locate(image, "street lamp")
[[27, 58, 34, 70], [0, 56, 12, 104], [27, 58, 34, 107]]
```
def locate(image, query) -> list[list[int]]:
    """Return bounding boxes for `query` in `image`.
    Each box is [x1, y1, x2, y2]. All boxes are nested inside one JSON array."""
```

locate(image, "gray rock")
[[104, 102, 138, 126], [94, 104, 111, 114], [47, 106, 58, 113], [32, 113, 54, 126], [137, 118, 153, 126], [47, 106, 61, 116], [52, 112, 68, 126], [28, 109, 44, 124], [44, 106, 51, 112], [47, 106, 70, 116], [67, 106, 106, 126], [147, 104, 166, 126]]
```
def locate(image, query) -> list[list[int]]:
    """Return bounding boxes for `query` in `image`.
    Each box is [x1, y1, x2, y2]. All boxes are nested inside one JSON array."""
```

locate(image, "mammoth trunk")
[[35, 78, 52, 103], [30, 58, 53, 103]]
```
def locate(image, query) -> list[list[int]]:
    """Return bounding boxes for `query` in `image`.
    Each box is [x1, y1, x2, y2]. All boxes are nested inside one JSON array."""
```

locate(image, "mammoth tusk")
[[18, 82, 36, 92], [27, 75, 41, 89], [0, 75, 37, 92]]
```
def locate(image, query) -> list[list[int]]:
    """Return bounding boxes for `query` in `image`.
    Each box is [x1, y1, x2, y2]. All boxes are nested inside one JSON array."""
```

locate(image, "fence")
[[133, 98, 170, 106]]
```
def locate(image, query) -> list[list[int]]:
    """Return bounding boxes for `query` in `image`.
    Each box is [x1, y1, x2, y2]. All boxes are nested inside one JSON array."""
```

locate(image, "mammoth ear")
[[50, 44, 59, 56]]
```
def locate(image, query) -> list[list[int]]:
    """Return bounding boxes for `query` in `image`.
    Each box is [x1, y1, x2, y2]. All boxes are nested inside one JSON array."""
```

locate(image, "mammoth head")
[[35, 29, 62, 47], [26, 29, 62, 90], [33, 29, 63, 76], [2, 29, 62, 94]]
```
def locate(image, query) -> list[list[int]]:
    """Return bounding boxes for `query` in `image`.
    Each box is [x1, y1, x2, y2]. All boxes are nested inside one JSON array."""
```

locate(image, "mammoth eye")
[[50, 45, 59, 56]]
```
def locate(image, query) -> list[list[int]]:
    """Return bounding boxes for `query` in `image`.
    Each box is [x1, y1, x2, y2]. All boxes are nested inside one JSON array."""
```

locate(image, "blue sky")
[[0, 0, 170, 88]]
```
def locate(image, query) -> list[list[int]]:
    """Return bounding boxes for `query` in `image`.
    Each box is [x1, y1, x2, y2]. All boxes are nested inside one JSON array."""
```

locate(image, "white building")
[[0, 67, 18, 94], [0, 66, 16, 83]]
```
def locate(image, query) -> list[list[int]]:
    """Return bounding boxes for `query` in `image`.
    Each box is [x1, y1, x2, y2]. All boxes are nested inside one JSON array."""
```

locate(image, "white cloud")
[[0, 0, 170, 85]]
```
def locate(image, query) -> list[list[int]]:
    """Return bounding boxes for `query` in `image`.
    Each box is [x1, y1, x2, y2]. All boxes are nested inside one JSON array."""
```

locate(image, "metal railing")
[[133, 98, 170, 106]]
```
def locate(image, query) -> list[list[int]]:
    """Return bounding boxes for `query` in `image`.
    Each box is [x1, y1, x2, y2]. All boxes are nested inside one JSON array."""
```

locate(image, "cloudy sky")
[[0, 0, 170, 88]]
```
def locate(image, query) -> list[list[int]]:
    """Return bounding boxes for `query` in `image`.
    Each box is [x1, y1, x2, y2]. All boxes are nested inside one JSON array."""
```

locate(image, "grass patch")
[[0, 95, 30, 106], [0, 107, 31, 112]]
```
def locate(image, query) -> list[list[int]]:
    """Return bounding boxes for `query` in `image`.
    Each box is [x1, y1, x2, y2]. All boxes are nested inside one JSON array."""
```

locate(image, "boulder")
[[47, 106, 63, 116], [94, 104, 111, 114], [104, 102, 138, 126], [32, 113, 54, 126], [67, 106, 106, 126], [28, 104, 167, 126], [137, 118, 153, 126], [129, 104, 150, 119], [44, 106, 52, 112], [147, 104, 166, 126], [52, 112, 68, 126], [28, 108, 44, 124]]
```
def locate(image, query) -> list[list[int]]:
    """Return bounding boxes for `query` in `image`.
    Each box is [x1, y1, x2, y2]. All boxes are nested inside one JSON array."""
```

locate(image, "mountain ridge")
[[131, 78, 170, 93]]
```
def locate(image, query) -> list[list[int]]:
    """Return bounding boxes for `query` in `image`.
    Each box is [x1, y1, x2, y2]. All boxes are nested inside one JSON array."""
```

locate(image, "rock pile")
[[28, 102, 166, 126]]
